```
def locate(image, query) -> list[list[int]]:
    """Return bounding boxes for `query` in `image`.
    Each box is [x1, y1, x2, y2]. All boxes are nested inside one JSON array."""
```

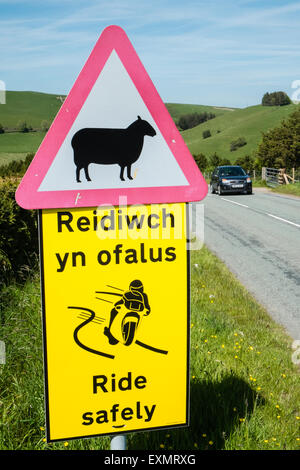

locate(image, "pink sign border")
[[15, 25, 208, 209]]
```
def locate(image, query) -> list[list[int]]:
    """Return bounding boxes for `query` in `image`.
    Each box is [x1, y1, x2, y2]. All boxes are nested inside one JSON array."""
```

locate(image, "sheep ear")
[[137, 115, 141, 120]]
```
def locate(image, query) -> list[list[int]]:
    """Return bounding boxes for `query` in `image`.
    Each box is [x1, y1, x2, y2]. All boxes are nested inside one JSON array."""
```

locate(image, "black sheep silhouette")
[[71, 116, 156, 183]]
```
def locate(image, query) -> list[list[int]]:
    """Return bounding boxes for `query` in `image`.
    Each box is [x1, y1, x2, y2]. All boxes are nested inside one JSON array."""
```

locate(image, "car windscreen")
[[219, 167, 246, 177]]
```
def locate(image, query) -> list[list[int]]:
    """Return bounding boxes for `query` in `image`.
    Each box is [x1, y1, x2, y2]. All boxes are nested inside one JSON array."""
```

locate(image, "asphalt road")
[[197, 188, 300, 340]]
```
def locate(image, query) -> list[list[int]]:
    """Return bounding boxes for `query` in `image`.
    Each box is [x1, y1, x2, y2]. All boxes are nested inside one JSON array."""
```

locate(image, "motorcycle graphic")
[[68, 279, 167, 359], [101, 279, 150, 347]]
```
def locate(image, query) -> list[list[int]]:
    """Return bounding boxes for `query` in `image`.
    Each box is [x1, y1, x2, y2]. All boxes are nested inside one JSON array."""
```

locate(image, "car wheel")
[[218, 184, 223, 195], [210, 184, 215, 194]]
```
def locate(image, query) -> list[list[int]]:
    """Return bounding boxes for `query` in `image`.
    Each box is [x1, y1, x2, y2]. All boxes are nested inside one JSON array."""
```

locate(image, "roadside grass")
[[0, 247, 299, 450], [252, 179, 268, 188], [271, 182, 300, 198]]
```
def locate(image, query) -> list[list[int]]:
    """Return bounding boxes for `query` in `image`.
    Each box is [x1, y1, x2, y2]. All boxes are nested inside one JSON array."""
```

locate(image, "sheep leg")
[[76, 166, 81, 183], [84, 165, 91, 182], [127, 164, 133, 180], [119, 165, 125, 181]]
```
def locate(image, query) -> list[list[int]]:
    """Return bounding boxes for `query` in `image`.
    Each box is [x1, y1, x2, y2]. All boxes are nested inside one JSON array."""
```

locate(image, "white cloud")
[[1, 0, 300, 106]]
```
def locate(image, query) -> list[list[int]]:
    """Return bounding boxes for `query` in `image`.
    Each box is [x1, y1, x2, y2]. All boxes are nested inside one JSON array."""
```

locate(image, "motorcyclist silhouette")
[[104, 280, 150, 345]]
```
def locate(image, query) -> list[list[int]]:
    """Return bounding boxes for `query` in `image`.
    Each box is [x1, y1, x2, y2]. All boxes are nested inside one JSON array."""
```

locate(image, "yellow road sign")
[[39, 203, 190, 442]]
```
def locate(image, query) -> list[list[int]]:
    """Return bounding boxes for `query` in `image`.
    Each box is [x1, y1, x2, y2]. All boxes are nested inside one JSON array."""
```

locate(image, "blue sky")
[[1, 0, 300, 107]]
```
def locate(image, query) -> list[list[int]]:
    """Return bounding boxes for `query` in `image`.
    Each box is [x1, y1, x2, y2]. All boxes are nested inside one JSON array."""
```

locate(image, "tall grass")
[[0, 247, 299, 450], [271, 182, 300, 197]]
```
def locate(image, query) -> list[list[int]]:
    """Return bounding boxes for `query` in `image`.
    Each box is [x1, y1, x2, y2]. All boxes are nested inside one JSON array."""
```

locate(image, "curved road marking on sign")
[[267, 213, 300, 228]]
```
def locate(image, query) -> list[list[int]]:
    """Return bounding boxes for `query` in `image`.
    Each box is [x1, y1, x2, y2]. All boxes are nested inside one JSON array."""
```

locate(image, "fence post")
[[278, 169, 284, 185], [262, 167, 266, 181]]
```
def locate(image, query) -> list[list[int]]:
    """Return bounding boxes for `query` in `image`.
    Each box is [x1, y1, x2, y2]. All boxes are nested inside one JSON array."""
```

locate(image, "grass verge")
[[0, 247, 299, 450], [271, 182, 300, 198]]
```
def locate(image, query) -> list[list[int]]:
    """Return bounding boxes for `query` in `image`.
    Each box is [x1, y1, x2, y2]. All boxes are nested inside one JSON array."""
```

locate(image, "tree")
[[235, 155, 255, 172], [262, 92, 270, 106], [256, 107, 300, 169], [194, 153, 207, 171], [261, 91, 291, 106], [230, 137, 247, 151], [41, 120, 50, 131], [17, 120, 29, 133], [178, 111, 215, 130], [202, 129, 211, 139], [209, 152, 221, 167], [219, 158, 231, 166]]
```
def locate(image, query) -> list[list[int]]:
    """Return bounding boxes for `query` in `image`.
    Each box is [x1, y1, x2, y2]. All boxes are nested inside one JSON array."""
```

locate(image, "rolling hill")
[[181, 103, 298, 161], [0, 91, 65, 164], [0, 91, 64, 129], [0, 91, 298, 166]]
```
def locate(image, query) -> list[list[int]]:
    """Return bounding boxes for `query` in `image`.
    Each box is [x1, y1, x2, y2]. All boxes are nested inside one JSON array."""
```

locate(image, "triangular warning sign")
[[15, 25, 207, 209]]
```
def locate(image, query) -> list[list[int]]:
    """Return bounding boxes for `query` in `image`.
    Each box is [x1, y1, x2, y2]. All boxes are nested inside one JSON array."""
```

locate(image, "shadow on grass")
[[129, 374, 265, 450]]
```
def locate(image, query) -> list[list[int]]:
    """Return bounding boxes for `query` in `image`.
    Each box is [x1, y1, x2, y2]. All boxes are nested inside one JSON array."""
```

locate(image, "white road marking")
[[220, 197, 249, 208], [267, 213, 300, 228], [219, 197, 300, 228]]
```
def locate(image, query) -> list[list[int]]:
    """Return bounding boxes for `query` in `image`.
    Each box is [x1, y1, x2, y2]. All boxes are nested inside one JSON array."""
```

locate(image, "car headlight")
[[221, 179, 230, 184], [246, 177, 251, 183]]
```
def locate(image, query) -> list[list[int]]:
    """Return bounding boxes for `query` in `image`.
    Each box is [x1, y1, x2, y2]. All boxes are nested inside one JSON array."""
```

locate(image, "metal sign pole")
[[110, 434, 127, 450]]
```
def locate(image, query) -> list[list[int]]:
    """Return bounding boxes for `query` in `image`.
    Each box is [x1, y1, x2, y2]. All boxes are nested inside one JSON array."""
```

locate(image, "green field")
[[0, 131, 45, 161], [0, 91, 299, 168], [0, 91, 63, 129], [0, 91, 63, 165], [182, 103, 298, 160]]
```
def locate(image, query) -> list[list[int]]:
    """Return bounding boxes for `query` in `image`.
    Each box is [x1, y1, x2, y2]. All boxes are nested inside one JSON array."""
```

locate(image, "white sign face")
[[15, 25, 207, 210], [38, 50, 188, 192]]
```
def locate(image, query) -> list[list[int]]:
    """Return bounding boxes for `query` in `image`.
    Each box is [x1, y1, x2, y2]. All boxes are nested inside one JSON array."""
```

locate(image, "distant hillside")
[[165, 103, 234, 122], [0, 91, 64, 164], [0, 91, 298, 166], [0, 93, 234, 165], [0, 91, 64, 129], [182, 103, 299, 161]]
